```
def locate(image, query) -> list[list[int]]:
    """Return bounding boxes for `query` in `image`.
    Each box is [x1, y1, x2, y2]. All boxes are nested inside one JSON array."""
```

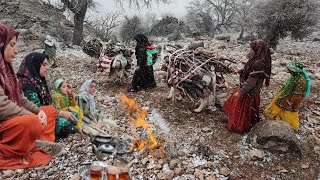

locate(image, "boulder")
[[249, 120, 302, 154], [149, 16, 191, 37]]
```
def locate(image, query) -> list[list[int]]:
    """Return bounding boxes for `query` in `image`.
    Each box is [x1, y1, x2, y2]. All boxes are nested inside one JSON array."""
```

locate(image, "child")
[[52, 79, 83, 134], [76, 80, 104, 130]]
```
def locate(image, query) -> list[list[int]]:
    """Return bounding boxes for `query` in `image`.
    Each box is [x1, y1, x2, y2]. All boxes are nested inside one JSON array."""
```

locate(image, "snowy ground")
[[1, 37, 319, 180]]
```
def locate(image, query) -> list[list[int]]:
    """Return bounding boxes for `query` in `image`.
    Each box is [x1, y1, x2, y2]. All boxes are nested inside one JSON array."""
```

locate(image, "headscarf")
[[134, 33, 150, 47], [240, 39, 272, 87], [79, 80, 96, 119], [280, 60, 311, 98], [52, 79, 70, 109], [0, 24, 23, 107], [16, 52, 52, 105]]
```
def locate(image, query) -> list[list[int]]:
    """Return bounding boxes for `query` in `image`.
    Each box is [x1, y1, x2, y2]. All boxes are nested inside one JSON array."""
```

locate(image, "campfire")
[[120, 95, 165, 157]]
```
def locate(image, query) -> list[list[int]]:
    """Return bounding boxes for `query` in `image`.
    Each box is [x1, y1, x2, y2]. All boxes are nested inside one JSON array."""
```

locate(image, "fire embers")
[[120, 95, 165, 158]]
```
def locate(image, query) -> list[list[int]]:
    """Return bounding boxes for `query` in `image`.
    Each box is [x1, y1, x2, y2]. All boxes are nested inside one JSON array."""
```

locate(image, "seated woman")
[[17, 52, 78, 139], [52, 79, 83, 132], [0, 24, 57, 169], [265, 60, 311, 129], [76, 80, 105, 132]]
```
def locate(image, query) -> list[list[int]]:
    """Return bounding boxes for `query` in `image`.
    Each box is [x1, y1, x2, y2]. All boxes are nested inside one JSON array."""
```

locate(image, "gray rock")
[[201, 127, 211, 132], [206, 175, 217, 180], [219, 167, 230, 176], [3, 170, 14, 177], [157, 170, 175, 180], [249, 149, 264, 161], [249, 120, 302, 154], [70, 173, 81, 180], [194, 169, 204, 180], [169, 159, 179, 170], [174, 167, 185, 176]]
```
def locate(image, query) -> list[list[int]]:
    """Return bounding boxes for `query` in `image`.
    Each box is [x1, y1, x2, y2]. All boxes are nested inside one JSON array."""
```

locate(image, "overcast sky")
[[93, 0, 192, 18]]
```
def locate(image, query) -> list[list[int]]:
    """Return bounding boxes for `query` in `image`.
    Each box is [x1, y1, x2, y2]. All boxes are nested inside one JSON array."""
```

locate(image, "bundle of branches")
[[166, 47, 235, 101]]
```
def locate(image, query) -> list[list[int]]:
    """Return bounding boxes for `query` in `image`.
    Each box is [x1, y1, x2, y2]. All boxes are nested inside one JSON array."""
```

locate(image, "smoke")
[[148, 109, 171, 136]]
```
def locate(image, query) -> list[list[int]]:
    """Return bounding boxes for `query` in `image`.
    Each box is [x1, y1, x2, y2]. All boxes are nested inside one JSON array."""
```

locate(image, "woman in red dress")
[[223, 39, 272, 134]]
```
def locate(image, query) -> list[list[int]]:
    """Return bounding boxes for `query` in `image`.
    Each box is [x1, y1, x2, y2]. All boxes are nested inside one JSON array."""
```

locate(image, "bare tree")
[[60, 0, 170, 45], [186, 0, 216, 36], [234, 0, 256, 40], [205, 0, 238, 32], [115, 0, 170, 9], [186, 0, 238, 37], [61, 0, 97, 45], [144, 12, 158, 29], [91, 12, 120, 41], [119, 15, 145, 44]]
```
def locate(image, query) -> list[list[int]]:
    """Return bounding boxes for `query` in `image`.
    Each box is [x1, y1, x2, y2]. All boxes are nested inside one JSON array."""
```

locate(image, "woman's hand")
[[59, 111, 78, 122], [233, 90, 243, 98], [37, 110, 47, 129]]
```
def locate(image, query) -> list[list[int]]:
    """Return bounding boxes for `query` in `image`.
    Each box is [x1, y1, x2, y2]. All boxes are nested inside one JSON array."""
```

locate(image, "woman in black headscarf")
[[17, 52, 78, 139], [128, 33, 157, 92]]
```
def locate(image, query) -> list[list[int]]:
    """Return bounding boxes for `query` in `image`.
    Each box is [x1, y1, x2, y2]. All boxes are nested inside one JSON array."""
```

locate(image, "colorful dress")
[[0, 25, 53, 170], [16, 53, 76, 139], [223, 39, 272, 134], [265, 60, 311, 129]]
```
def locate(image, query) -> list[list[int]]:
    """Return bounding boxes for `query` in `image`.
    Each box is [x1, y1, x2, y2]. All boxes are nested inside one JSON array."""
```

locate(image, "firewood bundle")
[[164, 46, 235, 101]]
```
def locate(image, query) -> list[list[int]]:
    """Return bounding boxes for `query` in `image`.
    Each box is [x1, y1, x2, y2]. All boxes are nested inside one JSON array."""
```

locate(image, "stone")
[[174, 167, 185, 176], [301, 164, 309, 169], [198, 144, 214, 157], [249, 120, 302, 154], [141, 157, 149, 165], [279, 169, 289, 173], [70, 173, 81, 180], [149, 16, 191, 37], [206, 161, 218, 169], [220, 167, 230, 176], [206, 175, 217, 180], [15, 169, 24, 174], [194, 169, 204, 180], [249, 149, 264, 161], [313, 111, 320, 116], [155, 164, 163, 170], [157, 170, 175, 180], [30, 173, 37, 178], [3, 170, 14, 177], [169, 159, 179, 170], [201, 127, 212, 132], [186, 168, 195, 174], [307, 116, 319, 124]]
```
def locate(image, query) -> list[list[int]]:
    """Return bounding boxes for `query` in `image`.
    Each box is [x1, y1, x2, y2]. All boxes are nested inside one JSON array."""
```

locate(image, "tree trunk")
[[73, 12, 86, 45], [238, 27, 244, 40]]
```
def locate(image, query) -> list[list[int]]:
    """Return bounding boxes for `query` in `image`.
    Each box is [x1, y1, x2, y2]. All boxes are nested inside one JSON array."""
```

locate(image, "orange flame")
[[120, 95, 160, 152]]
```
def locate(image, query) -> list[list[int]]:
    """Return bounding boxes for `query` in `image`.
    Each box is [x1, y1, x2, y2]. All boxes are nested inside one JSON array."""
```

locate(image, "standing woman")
[[0, 24, 56, 169], [128, 33, 157, 92], [17, 52, 78, 139], [265, 60, 311, 129], [223, 39, 272, 134]]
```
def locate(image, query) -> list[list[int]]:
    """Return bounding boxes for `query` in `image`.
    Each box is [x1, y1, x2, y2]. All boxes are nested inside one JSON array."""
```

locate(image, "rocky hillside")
[[0, 0, 73, 42]]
